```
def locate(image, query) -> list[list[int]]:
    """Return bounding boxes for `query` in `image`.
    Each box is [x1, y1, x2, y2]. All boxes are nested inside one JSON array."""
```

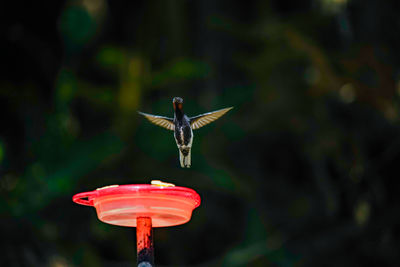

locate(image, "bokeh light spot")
[[97, 46, 125, 69], [354, 200, 370, 226], [339, 83, 355, 103], [59, 6, 96, 45]]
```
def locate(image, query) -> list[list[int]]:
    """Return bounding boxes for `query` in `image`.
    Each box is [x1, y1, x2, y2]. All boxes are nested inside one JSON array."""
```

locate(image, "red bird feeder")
[[73, 182, 201, 266]]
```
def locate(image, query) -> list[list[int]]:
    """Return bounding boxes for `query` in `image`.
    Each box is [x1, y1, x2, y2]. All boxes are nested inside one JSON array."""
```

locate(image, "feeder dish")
[[73, 184, 201, 227]]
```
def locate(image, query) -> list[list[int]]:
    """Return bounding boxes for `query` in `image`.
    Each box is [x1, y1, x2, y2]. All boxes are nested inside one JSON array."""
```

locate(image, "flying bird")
[[138, 97, 233, 168]]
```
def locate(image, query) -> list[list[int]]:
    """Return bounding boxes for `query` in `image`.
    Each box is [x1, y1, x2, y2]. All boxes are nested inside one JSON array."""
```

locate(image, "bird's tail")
[[179, 148, 191, 168]]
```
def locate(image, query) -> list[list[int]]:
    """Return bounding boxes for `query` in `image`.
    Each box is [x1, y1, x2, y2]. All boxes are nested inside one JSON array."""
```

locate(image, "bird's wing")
[[190, 107, 233, 130], [138, 111, 175, 131]]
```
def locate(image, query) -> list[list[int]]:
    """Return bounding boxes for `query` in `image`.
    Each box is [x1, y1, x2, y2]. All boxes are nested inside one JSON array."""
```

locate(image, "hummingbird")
[[138, 97, 233, 168]]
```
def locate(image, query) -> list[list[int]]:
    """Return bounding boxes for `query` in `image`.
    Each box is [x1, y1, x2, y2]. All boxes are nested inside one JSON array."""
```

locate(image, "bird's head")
[[173, 97, 183, 110]]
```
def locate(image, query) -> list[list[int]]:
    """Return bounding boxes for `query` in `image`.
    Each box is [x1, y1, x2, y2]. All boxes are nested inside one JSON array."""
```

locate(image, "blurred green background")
[[1, 0, 400, 266]]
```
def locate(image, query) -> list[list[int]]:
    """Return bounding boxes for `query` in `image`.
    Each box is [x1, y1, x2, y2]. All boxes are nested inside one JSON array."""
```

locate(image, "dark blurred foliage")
[[1, 0, 400, 266]]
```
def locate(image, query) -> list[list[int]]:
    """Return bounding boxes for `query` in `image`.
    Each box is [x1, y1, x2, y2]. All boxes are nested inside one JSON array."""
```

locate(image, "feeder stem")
[[137, 217, 154, 267]]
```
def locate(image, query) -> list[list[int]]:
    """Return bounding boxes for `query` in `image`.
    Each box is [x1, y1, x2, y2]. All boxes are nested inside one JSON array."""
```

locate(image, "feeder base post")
[[137, 217, 154, 267]]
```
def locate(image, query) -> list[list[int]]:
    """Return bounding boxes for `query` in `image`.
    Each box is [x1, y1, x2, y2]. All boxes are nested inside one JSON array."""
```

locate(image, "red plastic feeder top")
[[72, 182, 201, 227]]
